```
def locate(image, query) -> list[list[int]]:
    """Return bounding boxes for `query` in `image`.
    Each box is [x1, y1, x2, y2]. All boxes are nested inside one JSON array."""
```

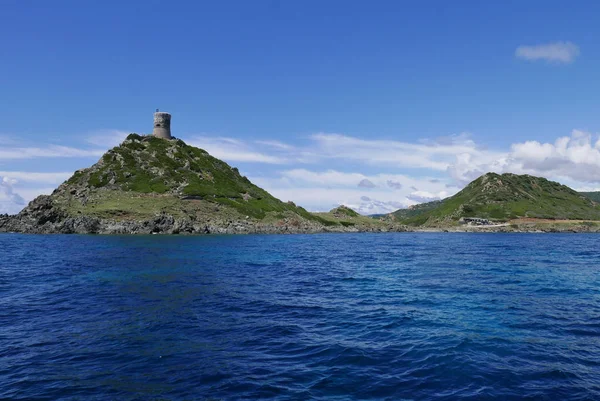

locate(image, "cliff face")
[[0, 134, 406, 235]]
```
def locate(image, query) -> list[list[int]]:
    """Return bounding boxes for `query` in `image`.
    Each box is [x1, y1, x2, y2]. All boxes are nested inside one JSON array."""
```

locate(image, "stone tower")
[[152, 111, 172, 139]]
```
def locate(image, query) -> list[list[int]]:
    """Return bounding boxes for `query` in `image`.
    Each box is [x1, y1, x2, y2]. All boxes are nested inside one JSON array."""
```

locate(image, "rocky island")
[[0, 134, 410, 234], [0, 112, 407, 234]]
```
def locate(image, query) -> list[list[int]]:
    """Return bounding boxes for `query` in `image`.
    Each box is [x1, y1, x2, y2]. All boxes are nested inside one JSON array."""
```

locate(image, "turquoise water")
[[1, 233, 600, 400]]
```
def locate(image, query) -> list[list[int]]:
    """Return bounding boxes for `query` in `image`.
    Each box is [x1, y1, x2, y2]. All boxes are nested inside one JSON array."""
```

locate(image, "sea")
[[1, 233, 600, 400]]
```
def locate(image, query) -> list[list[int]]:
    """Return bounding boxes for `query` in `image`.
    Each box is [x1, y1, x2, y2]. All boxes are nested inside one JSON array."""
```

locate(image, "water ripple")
[[1, 233, 600, 400]]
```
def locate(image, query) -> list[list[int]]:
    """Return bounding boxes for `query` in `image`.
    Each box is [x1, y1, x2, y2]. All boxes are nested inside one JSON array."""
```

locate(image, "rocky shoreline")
[[0, 214, 409, 235], [2, 195, 599, 235], [0, 195, 408, 235], [2, 214, 598, 235]]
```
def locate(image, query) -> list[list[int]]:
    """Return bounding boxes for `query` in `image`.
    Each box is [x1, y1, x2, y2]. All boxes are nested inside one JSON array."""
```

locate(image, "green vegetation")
[[62, 192, 190, 220], [579, 191, 600, 202], [56, 134, 339, 223], [312, 205, 395, 229], [391, 200, 442, 220], [392, 173, 600, 226], [330, 205, 360, 217]]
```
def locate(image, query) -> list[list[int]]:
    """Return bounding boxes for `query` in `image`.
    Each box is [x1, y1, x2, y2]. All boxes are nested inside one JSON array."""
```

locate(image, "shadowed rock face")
[[0, 206, 406, 235], [19, 195, 65, 225], [0, 214, 9, 230]]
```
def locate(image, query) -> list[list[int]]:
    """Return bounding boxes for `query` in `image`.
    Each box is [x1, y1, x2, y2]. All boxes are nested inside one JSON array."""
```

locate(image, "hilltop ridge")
[[392, 172, 600, 226], [59, 133, 313, 220]]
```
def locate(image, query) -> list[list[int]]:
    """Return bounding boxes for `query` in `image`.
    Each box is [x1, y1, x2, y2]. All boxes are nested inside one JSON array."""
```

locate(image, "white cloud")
[[86, 129, 130, 148], [573, 184, 600, 192], [353, 196, 405, 215], [406, 190, 445, 203], [254, 140, 294, 150], [179, 131, 495, 174], [515, 41, 580, 64], [253, 169, 456, 214], [262, 186, 409, 214], [187, 136, 287, 164], [508, 130, 600, 182], [442, 130, 600, 186], [273, 169, 453, 194], [0, 176, 26, 215], [0, 129, 131, 162], [279, 169, 368, 187], [0, 145, 104, 160], [0, 171, 72, 185], [310, 133, 474, 170], [0, 170, 73, 214]]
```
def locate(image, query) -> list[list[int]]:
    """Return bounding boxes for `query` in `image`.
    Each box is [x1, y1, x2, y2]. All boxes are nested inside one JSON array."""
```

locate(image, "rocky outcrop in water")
[[0, 210, 408, 235]]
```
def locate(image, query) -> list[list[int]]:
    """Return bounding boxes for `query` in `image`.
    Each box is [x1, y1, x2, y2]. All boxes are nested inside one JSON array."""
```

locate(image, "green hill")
[[392, 173, 600, 226], [57, 133, 317, 221]]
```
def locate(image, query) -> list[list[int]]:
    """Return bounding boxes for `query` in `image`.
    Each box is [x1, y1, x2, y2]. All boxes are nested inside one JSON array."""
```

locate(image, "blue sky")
[[2, 1, 600, 214]]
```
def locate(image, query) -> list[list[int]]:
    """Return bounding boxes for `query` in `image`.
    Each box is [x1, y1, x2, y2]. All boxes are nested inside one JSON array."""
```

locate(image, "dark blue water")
[[1, 233, 600, 400]]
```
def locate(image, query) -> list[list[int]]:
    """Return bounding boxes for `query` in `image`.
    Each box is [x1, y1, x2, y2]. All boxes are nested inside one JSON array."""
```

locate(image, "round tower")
[[152, 111, 172, 139]]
